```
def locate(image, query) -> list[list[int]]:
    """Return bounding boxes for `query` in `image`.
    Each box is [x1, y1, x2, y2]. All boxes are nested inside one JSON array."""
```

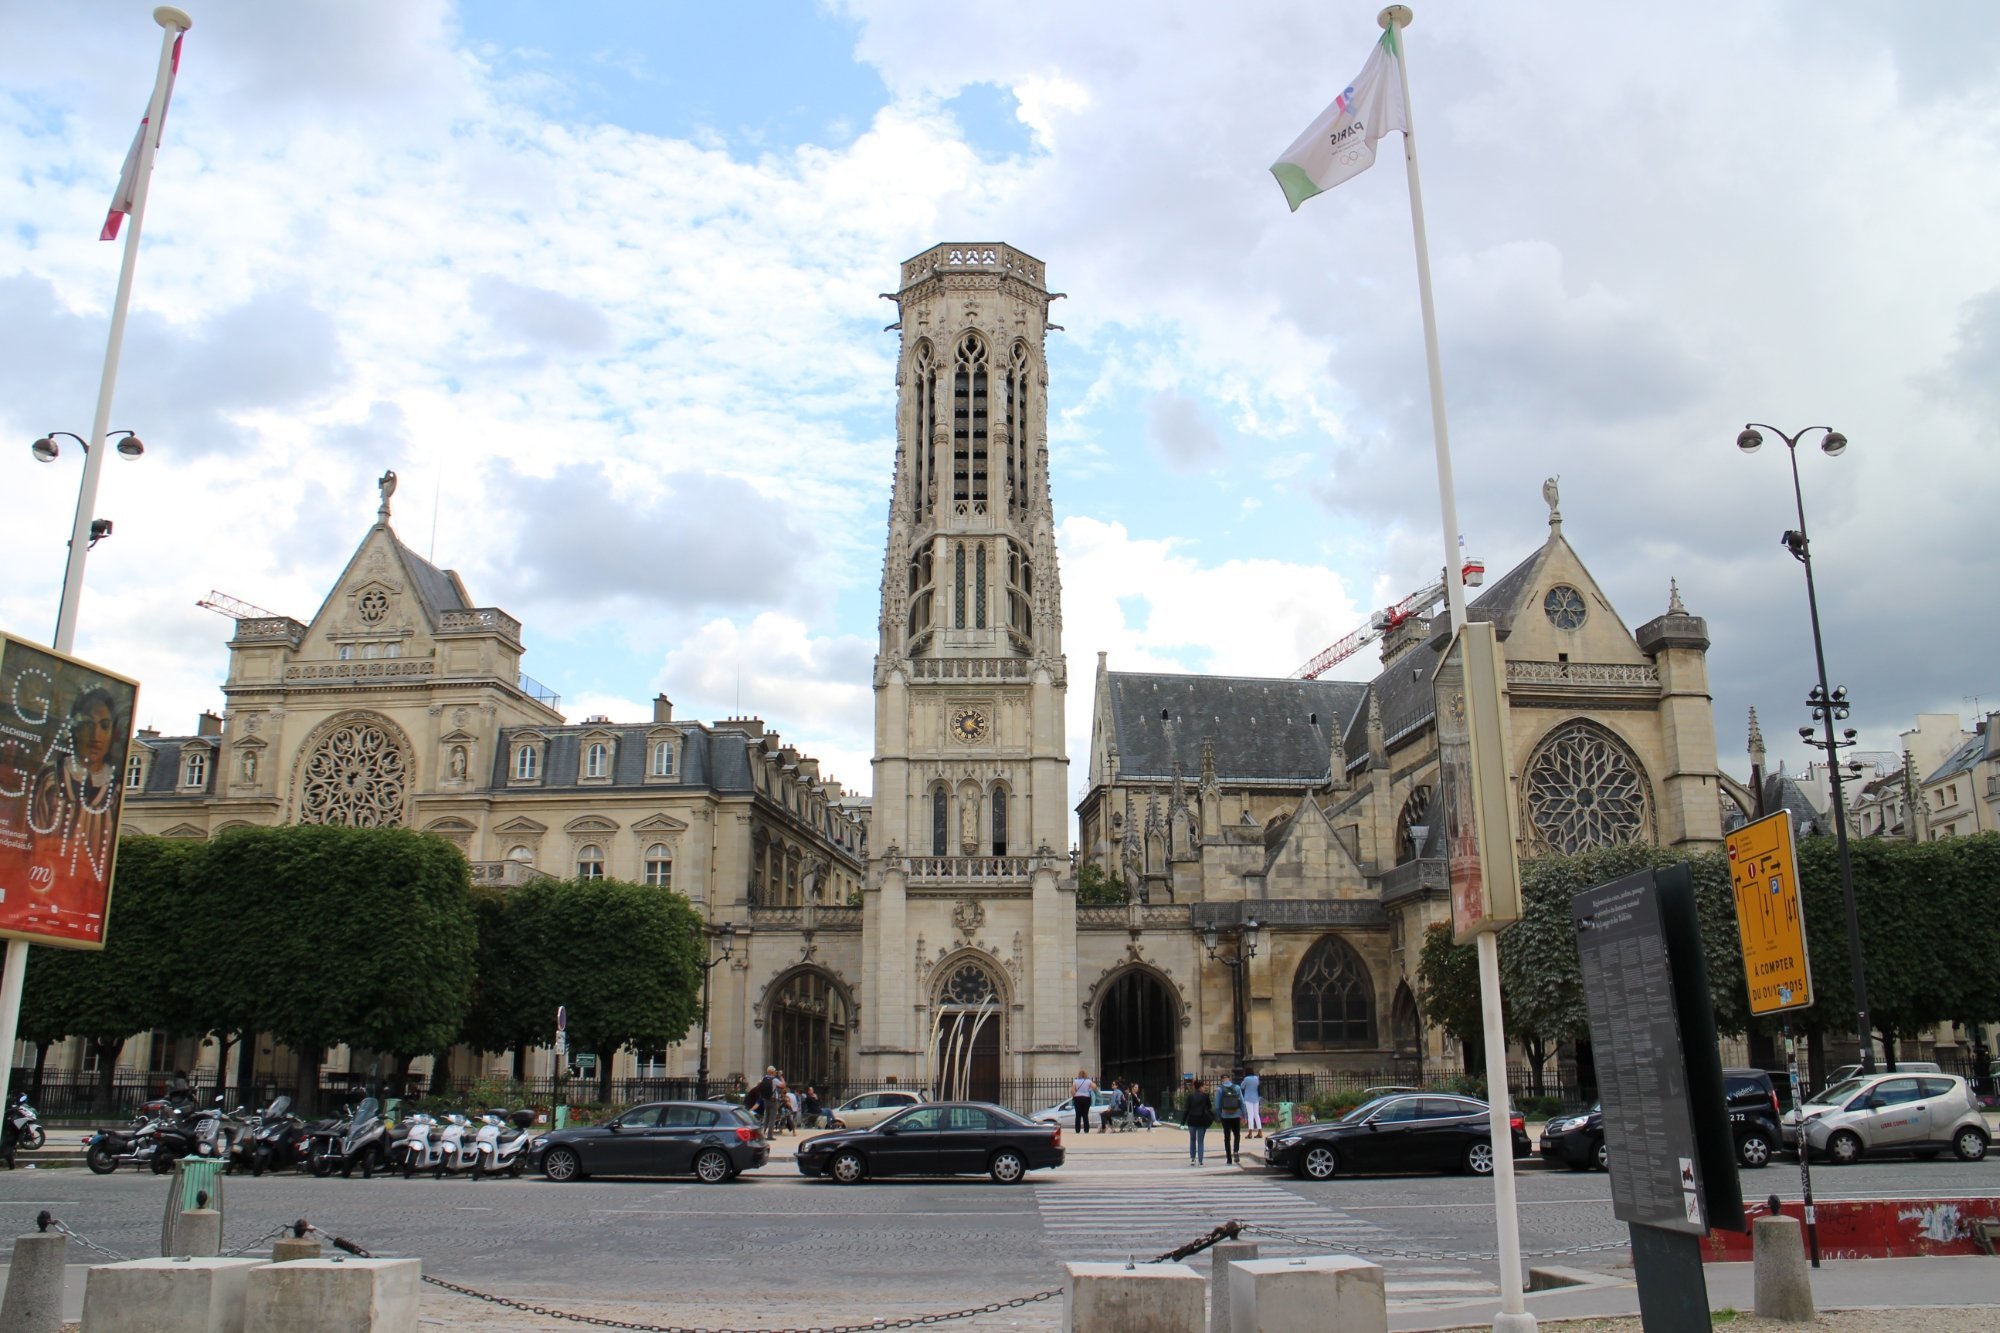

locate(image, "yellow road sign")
[[1725, 810, 1813, 1015]]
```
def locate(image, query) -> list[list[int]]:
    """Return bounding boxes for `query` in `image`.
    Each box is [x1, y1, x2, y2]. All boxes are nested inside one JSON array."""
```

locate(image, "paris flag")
[[1269, 25, 1408, 212]]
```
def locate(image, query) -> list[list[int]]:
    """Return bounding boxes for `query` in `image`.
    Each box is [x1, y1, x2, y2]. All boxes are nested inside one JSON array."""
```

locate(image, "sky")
[[4, 1, 1998, 819]]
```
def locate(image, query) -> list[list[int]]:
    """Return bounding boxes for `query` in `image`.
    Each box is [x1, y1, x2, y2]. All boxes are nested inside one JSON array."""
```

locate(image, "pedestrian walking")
[[752, 1065, 782, 1139], [1241, 1068, 1263, 1139], [1071, 1068, 1096, 1134], [1183, 1077, 1214, 1164], [1215, 1071, 1245, 1165]]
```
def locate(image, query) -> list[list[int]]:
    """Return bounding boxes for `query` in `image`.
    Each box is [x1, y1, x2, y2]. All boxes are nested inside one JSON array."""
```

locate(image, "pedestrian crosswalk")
[[1034, 1178, 1498, 1311]]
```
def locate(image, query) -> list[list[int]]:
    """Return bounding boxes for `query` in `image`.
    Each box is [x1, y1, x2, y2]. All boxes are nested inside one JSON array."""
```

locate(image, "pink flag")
[[102, 33, 183, 241]]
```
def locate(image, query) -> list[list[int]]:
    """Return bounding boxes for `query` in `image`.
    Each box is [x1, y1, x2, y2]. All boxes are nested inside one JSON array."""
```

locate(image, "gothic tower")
[[861, 244, 1075, 1090]]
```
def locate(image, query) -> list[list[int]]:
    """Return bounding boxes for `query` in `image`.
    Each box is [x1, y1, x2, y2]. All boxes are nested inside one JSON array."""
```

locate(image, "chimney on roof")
[[654, 694, 673, 723], [138, 727, 160, 740], [725, 716, 765, 737], [197, 711, 223, 737]]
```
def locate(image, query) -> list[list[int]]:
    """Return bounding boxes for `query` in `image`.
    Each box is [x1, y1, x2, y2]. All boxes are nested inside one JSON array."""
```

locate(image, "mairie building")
[[74, 243, 1734, 1108]]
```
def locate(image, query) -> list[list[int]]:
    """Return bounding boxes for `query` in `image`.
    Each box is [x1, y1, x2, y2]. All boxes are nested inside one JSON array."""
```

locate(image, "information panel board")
[[1725, 810, 1814, 1016], [1572, 868, 1708, 1233]]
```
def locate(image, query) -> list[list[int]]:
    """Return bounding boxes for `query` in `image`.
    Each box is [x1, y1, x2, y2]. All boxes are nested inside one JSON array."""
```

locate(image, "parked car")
[[1028, 1089, 1120, 1126], [1538, 1104, 1607, 1172], [797, 1101, 1063, 1184], [1820, 1061, 1940, 1095], [533, 1101, 768, 1182], [825, 1089, 925, 1130], [1722, 1068, 1784, 1169], [1264, 1093, 1529, 1181], [1795, 1072, 1989, 1165]]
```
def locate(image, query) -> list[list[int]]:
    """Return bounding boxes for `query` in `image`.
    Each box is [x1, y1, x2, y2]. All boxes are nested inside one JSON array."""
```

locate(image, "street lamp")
[[1202, 917, 1261, 1067], [695, 921, 738, 1100], [1737, 422, 1874, 1074], [32, 430, 145, 641]]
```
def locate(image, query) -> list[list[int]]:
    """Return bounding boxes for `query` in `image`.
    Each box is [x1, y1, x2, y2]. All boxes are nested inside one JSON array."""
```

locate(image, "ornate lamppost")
[[1737, 422, 1874, 1073], [695, 921, 738, 1099], [1202, 917, 1262, 1067]]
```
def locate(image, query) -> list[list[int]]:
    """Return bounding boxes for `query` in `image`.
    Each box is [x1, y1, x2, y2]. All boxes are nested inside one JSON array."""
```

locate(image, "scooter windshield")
[[353, 1097, 381, 1120], [266, 1095, 292, 1118]]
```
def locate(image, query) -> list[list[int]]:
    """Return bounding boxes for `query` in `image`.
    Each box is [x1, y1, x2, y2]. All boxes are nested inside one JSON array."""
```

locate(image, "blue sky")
[[5, 1, 1999, 809]]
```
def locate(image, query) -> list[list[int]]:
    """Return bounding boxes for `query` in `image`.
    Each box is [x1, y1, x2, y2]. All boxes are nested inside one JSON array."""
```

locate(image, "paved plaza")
[[2, 1129, 1996, 1328]]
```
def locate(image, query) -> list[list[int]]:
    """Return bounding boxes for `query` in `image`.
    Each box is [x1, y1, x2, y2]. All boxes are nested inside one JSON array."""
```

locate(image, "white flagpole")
[[0, 5, 193, 1135], [1377, 8, 1533, 1330]]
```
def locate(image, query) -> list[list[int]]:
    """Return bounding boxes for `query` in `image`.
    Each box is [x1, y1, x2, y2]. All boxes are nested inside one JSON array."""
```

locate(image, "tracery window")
[[1522, 720, 1653, 853], [953, 543, 966, 629], [942, 962, 998, 1006], [990, 787, 1008, 856], [911, 340, 936, 516], [1002, 342, 1031, 512], [932, 786, 949, 857], [1293, 935, 1375, 1049], [974, 542, 987, 629], [577, 844, 605, 879], [1396, 785, 1433, 864], [299, 718, 407, 827], [952, 334, 988, 504], [515, 744, 539, 781], [644, 843, 672, 888], [357, 588, 389, 623]]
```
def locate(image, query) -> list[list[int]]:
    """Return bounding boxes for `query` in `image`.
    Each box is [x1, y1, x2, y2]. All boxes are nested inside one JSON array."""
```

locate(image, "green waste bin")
[[161, 1157, 228, 1256]]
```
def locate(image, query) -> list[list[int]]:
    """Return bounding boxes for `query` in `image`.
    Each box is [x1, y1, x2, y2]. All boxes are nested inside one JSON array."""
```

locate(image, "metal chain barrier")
[[312, 1226, 1063, 1333], [1146, 1220, 1242, 1263], [225, 1220, 299, 1257], [36, 1211, 132, 1264]]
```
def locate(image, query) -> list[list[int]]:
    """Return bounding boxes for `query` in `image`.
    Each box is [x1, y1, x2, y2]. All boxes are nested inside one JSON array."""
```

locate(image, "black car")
[[1264, 1094, 1531, 1180], [533, 1101, 768, 1183], [796, 1101, 1064, 1184], [1539, 1068, 1785, 1172]]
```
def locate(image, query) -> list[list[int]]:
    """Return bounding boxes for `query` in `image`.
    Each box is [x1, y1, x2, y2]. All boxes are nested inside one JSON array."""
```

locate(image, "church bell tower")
[[861, 244, 1075, 1090]]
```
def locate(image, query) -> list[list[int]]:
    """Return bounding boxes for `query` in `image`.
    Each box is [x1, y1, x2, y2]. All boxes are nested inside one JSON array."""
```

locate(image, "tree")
[[501, 876, 704, 1101], [1415, 921, 1482, 1070], [181, 824, 477, 1114], [1076, 862, 1128, 905], [18, 835, 196, 1111], [459, 884, 533, 1080]]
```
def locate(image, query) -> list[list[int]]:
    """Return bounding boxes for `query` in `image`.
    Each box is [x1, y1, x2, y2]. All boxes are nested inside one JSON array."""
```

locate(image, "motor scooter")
[[484, 1110, 537, 1178], [392, 1113, 445, 1177], [433, 1114, 484, 1179], [325, 1097, 388, 1178], [242, 1096, 301, 1176], [0, 1093, 44, 1166]]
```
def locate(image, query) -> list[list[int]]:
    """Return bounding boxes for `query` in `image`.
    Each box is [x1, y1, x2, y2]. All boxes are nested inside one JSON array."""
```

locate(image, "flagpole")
[[0, 4, 192, 1137], [1378, 8, 1532, 1329]]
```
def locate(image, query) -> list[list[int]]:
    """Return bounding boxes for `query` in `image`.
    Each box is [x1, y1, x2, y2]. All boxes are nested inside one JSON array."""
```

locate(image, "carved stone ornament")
[[300, 716, 409, 827], [952, 897, 986, 935]]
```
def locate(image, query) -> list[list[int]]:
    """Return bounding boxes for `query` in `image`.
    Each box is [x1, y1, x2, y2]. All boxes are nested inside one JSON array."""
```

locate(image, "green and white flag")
[[1269, 26, 1408, 212]]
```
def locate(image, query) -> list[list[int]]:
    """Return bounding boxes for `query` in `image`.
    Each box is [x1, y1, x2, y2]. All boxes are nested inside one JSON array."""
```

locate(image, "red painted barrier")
[[1701, 1197, 2000, 1261]]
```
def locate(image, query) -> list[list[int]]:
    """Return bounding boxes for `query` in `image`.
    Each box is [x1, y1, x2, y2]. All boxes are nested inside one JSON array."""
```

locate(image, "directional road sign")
[[1725, 810, 1813, 1015]]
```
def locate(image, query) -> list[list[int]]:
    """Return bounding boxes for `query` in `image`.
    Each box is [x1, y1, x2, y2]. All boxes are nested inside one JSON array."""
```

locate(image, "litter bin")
[[161, 1157, 227, 1256]]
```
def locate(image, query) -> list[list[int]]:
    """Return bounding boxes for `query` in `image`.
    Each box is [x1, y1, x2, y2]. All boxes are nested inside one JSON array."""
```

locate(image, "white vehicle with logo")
[[1796, 1071, 1988, 1165]]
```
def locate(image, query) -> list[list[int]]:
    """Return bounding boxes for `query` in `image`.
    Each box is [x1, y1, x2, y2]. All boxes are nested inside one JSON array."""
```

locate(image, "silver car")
[[1797, 1072, 1989, 1165]]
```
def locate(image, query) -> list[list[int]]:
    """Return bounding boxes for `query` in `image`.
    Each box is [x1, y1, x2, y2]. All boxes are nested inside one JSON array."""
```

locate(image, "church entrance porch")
[[930, 1009, 1001, 1102], [765, 969, 851, 1095], [1097, 968, 1179, 1111]]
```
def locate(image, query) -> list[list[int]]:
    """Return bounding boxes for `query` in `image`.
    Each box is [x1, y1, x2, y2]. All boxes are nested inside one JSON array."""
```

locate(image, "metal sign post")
[[1725, 811, 1819, 1266]]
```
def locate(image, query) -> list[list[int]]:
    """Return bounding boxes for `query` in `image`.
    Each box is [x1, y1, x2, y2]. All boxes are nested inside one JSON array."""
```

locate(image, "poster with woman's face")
[[0, 633, 140, 949]]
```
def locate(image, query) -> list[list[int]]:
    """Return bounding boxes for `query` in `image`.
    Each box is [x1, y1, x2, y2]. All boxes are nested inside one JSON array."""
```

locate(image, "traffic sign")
[[1725, 811, 1814, 1015]]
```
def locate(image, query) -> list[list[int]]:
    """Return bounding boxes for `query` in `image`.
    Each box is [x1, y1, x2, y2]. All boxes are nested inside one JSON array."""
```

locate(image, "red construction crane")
[[1292, 559, 1486, 680]]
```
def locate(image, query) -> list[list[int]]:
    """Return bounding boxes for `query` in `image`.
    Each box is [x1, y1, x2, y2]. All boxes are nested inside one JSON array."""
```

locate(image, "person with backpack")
[[1215, 1072, 1245, 1165], [1183, 1077, 1215, 1165]]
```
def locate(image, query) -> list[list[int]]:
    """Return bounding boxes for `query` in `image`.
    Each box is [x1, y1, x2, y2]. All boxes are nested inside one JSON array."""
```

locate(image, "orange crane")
[[1292, 559, 1485, 680]]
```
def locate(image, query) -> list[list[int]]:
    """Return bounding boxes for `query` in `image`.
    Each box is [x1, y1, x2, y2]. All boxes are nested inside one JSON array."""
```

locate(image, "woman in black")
[[1183, 1077, 1215, 1165]]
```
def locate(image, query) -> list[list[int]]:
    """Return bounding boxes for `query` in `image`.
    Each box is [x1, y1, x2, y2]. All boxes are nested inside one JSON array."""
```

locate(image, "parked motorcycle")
[[483, 1110, 536, 1178], [149, 1096, 229, 1173], [314, 1097, 388, 1178], [390, 1113, 444, 1178], [432, 1113, 483, 1179], [85, 1117, 165, 1175], [0, 1093, 44, 1165]]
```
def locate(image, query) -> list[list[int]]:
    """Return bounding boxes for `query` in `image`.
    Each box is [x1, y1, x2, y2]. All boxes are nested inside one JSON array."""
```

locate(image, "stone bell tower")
[[860, 244, 1075, 1090]]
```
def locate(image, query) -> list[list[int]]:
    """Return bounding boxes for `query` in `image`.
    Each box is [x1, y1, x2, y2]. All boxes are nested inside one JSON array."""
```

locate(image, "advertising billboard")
[[0, 633, 140, 949], [1433, 621, 1522, 942]]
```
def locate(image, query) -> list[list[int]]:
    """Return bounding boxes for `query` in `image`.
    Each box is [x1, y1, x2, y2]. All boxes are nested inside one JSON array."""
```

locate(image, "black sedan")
[[797, 1101, 1064, 1184], [1538, 1105, 1607, 1171], [1264, 1093, 1531, 1180], [534, 1101, 768, 1183]]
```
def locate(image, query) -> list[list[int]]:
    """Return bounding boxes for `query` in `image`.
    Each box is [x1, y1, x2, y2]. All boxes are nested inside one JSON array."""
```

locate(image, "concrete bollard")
[[1752, 1215, 1815, 1322], [271, 1235, 322, 1263], [172, 1210, 221, 1259], [1, 1231, 69, 1333], [1206, 1240, 1257, 1333], [1064, 1261, 1205, 1333], [243, 1256, 420, 1333], [80, 1256, 267, 1333], [1228, 1256, 1385, 1333]]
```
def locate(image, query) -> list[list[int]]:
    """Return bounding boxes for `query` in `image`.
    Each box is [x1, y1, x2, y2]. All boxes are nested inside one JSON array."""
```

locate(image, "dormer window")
[[586, 742, 609, 778], [126, 754, 145, 789], [515, 744, 540, 781], [183, 751, 207, 788], [651, 740, 674, 777]]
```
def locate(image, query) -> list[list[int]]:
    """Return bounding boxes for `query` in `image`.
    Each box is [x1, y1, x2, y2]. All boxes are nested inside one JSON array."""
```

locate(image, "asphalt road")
[[3, 1153, 1995, 1325]]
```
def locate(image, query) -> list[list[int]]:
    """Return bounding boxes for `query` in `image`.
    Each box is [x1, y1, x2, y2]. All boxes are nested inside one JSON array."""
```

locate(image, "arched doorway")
[[1097, 969, 1178, 1111], [930, 960, 1003, 1102], [765, 969, 851, 1094]]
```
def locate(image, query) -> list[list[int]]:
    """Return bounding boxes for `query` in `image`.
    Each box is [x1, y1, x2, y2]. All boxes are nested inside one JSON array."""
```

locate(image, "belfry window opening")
[[912, 341, 936, 516], [932, 786, 949, 857], [953, 334, 987, 504], [974, 542, 987, 629], [953, 543, 966, 629]]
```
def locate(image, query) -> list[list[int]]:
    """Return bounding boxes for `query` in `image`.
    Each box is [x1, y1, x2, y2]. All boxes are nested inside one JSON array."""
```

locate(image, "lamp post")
[[32, 430, 145, 646], [1736, 422, 1874, 1074], [1202, 917, 1261, 1068], [695, 921, 737, 1100]]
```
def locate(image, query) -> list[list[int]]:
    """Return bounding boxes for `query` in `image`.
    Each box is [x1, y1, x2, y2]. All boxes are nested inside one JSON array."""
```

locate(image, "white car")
[[1030, 1090, 1132, 1126], [825, 1090, 925, 1130], [1796, 1072, 1988, 1165]]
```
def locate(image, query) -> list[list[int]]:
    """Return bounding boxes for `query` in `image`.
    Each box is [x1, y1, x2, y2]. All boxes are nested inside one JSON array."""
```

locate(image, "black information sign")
[[1572, 868, 1708, 1234]]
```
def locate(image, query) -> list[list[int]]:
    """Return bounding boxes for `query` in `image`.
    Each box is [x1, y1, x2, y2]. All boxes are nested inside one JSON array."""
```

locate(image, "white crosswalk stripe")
[[1035, 1179, 1497, 1310]]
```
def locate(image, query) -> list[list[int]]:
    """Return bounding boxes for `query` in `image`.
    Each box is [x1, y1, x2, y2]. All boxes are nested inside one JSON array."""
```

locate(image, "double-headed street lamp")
[[32, 429, 145, 643], [695, 921, 738, 1100], [1737, 422, 1874, 1074], [1202, 917, 1261, 1068]]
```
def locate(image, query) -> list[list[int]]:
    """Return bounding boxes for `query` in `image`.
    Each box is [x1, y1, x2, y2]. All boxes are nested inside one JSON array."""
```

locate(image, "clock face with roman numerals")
[[951, 708, 989, 743]]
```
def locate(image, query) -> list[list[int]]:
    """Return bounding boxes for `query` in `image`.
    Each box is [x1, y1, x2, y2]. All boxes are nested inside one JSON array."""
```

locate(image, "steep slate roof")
[[490, 723, 730, 791], [1923, 730, 1987, 785], [1105, 674, 1367, 782], [128, 737, 217, 797], [387, 530, 470, 622]]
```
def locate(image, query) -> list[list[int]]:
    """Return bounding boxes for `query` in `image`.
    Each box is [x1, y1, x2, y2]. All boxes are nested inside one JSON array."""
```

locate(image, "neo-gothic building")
[[70, 242, 1738, 1106]]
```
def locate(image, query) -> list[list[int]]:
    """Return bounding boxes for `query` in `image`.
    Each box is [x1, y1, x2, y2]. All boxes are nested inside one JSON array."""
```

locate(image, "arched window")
[[506, 845, 532, 863], [952, 334, 988, 503], [650, 740, 674, 777], [126, 754, 145, 789], [1522, 720, 1653, 853], [974, 542, 987, 629], [953, 543, 966, 629], [1002, 342, 1031, 511], [932, 786, 949, 857], [184, 751, 207, 788], [990, 787, 1008, 856], [1396, 786, 1433, 863], [585, 742, 609, 778], [577, 844, 605, 879], [644, 843, 672, 888], [911, 340, 937, 516], [515, 744, 539, 780], [1293, 935, 1376, 1049]]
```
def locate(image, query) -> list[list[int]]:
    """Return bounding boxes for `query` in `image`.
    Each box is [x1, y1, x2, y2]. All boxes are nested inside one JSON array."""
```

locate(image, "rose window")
[[942, 963, 998, 1006], [357, 589, 389, 624], [1543, 584, 1587, 630], [301, 719, 408, 827], [1522, 720, 1650, 853]]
